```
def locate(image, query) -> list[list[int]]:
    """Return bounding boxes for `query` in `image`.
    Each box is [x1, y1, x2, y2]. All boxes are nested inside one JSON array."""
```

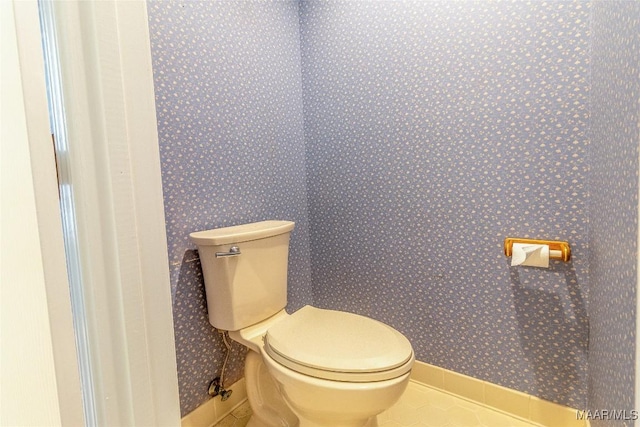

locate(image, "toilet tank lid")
[[190, 220, 295, 246]]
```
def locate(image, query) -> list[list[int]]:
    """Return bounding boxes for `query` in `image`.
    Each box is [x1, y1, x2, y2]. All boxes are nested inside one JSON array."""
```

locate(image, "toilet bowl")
[[190, 221, 415, 427], [261, 347, 411, 427], [230, 306, 414, 426]]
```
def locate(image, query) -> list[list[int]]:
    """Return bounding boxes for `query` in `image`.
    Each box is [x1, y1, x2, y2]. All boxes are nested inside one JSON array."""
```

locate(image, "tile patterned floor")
[[213, 399, 252, 427], [214, 381, 539, 427], [378, 381, 537, 427]]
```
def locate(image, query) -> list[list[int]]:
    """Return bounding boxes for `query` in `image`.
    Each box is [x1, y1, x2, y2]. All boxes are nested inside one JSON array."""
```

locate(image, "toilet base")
[[244, 351, 298, 426], [287, 415, 378, 427], [285, 407, 380, 427], [246, 414, 377, 427], [243, 350, 388, 427]]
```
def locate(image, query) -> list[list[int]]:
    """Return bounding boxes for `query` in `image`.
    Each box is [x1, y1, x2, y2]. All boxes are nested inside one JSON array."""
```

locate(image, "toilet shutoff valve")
[[208, 377, 233, 401]]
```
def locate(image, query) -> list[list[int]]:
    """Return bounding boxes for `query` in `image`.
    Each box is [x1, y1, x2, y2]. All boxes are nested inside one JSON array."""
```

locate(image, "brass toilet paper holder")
[[504, 238, 571, 262]]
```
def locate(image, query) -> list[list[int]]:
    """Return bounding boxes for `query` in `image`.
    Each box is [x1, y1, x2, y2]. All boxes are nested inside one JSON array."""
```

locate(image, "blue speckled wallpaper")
[[589, 1, 639, 424], [147, 0, 312, 415], [147, 0, 639, 418], [300, 0, 590, 407]]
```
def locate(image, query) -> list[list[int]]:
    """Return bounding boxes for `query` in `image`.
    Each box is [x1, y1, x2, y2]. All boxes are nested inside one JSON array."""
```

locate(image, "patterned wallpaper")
[[589, 1, 639, 424], [300, 1, 591, 408], [147, 0, 312, 415], [147, 0, 638, 418]]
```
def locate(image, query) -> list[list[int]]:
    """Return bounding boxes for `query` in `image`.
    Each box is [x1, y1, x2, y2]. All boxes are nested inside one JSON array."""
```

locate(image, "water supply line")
[[208, 330, 233, 401]]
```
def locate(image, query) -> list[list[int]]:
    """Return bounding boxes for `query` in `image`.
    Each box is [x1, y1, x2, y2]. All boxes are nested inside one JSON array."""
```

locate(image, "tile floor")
[[213, 380, 539, 427]]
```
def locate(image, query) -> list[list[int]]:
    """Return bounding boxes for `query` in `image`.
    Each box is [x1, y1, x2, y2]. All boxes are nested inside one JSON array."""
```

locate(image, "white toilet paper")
[[510, 243, 550, 268]]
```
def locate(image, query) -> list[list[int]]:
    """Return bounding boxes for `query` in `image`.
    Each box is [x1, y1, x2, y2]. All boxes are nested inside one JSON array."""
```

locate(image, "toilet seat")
[[264, 305, 414, 382]]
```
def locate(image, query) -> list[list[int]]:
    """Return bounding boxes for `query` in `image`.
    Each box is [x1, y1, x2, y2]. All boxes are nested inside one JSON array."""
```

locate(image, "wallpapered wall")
[[589, 1, 639, 424], [300, 1, 590, 408], [148, 0, 637, 417], [147, 1, 312, 415]]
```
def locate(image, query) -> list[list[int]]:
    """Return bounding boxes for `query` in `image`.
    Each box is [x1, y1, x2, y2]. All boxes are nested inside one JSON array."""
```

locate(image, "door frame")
[[6, 1, 181, 425]]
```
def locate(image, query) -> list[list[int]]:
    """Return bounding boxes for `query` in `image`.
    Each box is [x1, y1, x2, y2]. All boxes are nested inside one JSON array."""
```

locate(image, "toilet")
[[190, 220, 414, 427]]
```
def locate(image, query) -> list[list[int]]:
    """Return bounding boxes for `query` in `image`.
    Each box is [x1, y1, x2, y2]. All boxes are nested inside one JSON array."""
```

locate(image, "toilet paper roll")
[[510, 243, 549, 268]]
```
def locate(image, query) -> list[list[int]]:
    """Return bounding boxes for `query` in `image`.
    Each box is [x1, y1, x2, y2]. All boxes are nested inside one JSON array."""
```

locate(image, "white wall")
[[0, 1, 69, 425]]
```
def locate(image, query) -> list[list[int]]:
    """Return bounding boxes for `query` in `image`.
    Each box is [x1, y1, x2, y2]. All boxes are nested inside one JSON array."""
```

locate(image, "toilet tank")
[[190, 220, 295, 331]]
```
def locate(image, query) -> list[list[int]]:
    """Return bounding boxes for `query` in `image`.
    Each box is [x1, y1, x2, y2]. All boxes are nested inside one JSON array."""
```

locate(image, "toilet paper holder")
[[504, 238, 571, 262]]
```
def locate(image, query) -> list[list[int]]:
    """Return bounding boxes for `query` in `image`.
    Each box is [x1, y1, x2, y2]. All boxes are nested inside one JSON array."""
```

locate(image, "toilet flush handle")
[[215, 245, 242, 258]]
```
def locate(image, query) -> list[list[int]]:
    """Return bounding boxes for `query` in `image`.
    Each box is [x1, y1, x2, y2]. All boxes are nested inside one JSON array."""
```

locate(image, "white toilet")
[[190, 220, 414, 427]]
